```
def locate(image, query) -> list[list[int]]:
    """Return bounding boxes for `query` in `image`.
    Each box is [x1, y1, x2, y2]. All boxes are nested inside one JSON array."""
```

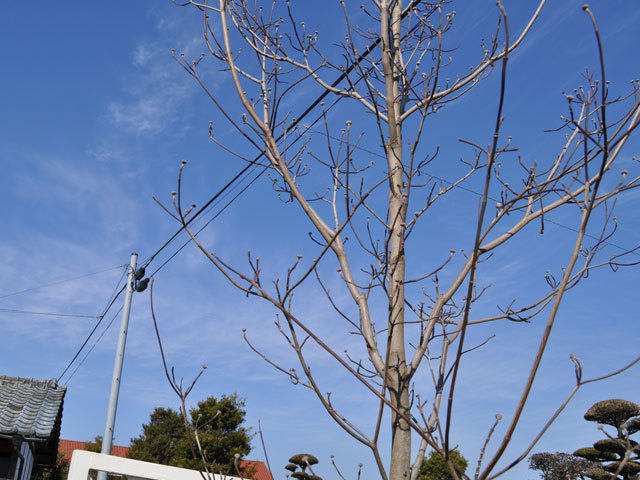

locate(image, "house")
[[0, 376, 66, 480], [237, 459, 273, 480], [59, 439, 129, 463], [60, 440, 274, 480]]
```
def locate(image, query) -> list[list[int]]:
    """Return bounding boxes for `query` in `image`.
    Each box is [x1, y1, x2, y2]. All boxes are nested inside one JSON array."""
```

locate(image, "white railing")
[[67, 450, 245, 480]]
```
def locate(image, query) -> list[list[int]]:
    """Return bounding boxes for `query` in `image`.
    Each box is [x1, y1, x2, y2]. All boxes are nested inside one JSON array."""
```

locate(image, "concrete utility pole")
[[98, 253, 137, 480]]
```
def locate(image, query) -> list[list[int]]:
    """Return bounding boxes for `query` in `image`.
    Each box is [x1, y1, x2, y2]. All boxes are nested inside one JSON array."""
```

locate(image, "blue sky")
[[1, 1, 639, 479]]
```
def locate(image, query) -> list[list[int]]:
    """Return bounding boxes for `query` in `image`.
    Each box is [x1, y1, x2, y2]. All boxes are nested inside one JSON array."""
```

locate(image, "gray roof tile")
[[0, 376, 66, 438]]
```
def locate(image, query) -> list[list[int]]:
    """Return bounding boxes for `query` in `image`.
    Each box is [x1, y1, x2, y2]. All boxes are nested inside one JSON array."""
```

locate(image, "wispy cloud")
[[107, 21, 204, 135], [12, 156, 140, 250], [108, 58, 193, 135]]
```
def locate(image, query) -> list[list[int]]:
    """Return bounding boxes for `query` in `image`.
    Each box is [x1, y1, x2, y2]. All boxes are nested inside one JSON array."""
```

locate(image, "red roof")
[[59, 439, 129, 463], [59, 439, 273, 480], [239, 459, 274, 480]]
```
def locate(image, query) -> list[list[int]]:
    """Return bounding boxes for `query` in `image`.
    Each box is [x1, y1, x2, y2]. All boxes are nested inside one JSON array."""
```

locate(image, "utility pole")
[[97, 253, 140, 480]]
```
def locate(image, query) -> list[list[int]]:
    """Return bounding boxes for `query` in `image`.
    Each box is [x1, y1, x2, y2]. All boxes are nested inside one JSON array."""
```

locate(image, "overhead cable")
[[0, 309, 98, 319], [141, 1, 437, 271], [63, 306, 124, 386], [57, 265, 129, 382], [61, 3, 438, 381], [0, 264, 126, 300]]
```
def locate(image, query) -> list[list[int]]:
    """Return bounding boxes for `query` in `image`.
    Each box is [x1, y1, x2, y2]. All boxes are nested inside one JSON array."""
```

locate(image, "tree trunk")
[[389, 372, 411, 479], [382, 1, 410, 478]]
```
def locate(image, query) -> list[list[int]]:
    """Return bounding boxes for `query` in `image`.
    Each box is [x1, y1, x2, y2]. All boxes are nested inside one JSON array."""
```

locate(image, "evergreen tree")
[[529, 452, 595, 480], [127, 408, 184, 465], [417, 450, 468, 480], [128, 394, 252, 475], [84, 436, 104, 453]]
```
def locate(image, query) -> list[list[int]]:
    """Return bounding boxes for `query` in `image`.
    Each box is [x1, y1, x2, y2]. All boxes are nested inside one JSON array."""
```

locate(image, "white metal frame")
[[67, 450, 244, 480]]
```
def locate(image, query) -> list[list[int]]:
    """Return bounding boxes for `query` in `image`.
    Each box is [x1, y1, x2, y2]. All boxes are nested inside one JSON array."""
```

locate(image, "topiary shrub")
[[285, 453, 322, 480], [573, 448, 617, 463], [602, 462, 640, 477], [573, 399, 640, 480], [584, 400, 640, 429], [584, 469, 614, 480], [593, 439, 637, 457], [289, 453, 319, 469]]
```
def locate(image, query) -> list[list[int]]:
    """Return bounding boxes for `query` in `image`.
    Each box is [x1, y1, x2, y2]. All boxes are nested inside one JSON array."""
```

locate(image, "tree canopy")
[[127, 394, 252, 474], [84, 436, 104, 453], [584, 400, 640, 434], [529, 452, 595, 480], [417, 450, 468, 480]]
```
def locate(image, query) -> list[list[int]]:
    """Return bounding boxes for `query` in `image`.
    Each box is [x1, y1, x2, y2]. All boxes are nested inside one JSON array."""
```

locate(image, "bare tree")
[[156, 1, 640, 479]]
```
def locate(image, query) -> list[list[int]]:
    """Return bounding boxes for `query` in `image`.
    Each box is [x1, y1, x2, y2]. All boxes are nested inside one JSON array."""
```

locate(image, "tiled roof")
[[59, 439, 130, 463], [0, 376, 66, 439], [239, 460, 274, 480]]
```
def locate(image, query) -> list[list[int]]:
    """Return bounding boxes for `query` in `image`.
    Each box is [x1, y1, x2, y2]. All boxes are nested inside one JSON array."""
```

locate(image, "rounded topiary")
[[593, 438, 637, 457], [602, 461, 640, 476], [585, 469, 614, 480], [285, 464, 298, 472], [291, 472, 312, 480], [289, 453, 319, 469], [584, 400, 640, 428], [574, 447, 618, 463]]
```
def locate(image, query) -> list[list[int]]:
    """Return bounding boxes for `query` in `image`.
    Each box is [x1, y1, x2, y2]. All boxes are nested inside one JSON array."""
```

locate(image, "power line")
[[88, 100, 344, 384], [149, 163, 267, 278], [148, 96, 345, 278], [60, 2, 437, 382], [57, 266, 129, 382], [56, 285, 125, 382], [150, 152, 266, 268], [0, 309, 98, 319], [0, 264, 126, 300], [103, 264, 130, 313], [63, 305, 123, 386], [141, 1, 436, 272]]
